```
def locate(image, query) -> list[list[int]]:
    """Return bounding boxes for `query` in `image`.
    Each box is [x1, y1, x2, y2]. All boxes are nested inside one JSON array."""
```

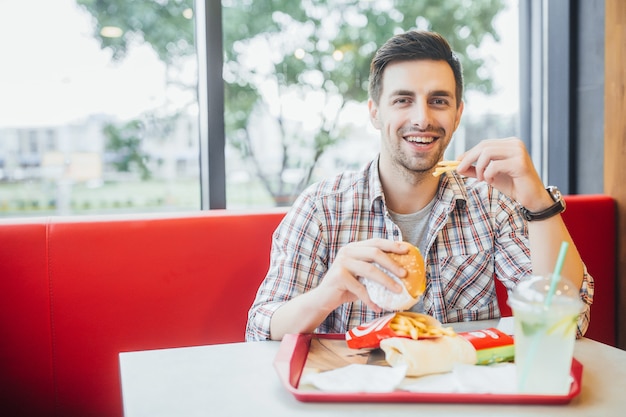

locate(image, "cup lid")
[[508, 275, 582, 308]]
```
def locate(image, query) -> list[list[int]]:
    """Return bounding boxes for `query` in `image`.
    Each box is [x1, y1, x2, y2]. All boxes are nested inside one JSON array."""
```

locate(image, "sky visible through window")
[[0, 0, 170, 128]]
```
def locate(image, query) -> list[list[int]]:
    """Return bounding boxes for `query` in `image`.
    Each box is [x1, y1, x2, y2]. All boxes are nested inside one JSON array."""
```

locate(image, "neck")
[[379, 164, 439, 214]]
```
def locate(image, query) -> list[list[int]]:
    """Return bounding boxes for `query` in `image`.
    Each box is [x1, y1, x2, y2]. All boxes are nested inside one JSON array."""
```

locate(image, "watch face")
[[547, 186, 562, 202]]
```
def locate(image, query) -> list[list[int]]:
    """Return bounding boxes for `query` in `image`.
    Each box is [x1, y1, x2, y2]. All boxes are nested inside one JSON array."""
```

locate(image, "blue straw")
[[544, 242, 569, 307]]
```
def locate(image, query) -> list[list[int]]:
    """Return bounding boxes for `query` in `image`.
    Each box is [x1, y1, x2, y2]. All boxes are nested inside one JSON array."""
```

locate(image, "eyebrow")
[[389, 89, 415, 98], [388, 89, 455, 99]]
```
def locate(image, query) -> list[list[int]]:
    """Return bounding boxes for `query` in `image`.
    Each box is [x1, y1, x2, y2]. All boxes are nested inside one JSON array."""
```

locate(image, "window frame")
[[519, 0, 574, 193], [197, 0, 226, 209]]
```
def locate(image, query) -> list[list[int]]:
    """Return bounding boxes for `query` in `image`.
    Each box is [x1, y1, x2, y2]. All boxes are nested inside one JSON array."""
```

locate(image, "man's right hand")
[[269, 239, 409, 339], [317, 238, 409, 312]]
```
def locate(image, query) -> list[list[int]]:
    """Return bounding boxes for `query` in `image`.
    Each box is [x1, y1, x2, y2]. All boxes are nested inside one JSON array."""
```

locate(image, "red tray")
[[273, 333, 582, 405]]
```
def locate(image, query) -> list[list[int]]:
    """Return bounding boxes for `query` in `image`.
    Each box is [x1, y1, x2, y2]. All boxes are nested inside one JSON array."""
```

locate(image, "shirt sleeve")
[[576, 264, 594, 338], [245, 194, 327, 341], [491, 192, 533, 290]]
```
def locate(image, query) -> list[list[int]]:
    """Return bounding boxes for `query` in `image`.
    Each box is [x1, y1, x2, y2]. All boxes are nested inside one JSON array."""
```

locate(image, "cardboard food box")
[[458, 327, 515, 365], [345, 312, 445, 349], [346, 313, 515, 365]]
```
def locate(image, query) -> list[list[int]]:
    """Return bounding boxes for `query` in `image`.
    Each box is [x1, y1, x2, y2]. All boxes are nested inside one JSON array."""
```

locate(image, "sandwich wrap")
[[380, 335, 477, 377]]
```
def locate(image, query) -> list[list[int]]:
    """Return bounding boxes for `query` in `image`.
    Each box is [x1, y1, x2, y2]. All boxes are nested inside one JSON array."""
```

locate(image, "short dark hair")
[[368, 30, 464, 108]]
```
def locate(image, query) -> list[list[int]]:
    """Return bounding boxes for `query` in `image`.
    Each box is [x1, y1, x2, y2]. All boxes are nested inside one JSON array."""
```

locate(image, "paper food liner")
[[359, 264, 419, 311]]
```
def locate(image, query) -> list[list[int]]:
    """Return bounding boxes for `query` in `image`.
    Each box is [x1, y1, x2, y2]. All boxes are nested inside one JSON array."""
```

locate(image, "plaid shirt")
[[246, 158, 593, 341]]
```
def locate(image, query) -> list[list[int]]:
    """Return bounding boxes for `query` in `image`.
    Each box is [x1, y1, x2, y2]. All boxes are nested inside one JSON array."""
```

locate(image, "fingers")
[[346, 239, 409, 282], [342, 275, 382, 313], [455, 138, 546, 204], [456, 138, 536, 180], [354, 238, 410, 255], [481, 159, 517, 184], [335, 247, 403, 291], [322, 239, 412, 311]]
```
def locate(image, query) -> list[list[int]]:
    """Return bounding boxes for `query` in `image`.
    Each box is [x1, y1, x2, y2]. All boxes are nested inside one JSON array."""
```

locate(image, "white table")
[[119, 320, 626, 417]]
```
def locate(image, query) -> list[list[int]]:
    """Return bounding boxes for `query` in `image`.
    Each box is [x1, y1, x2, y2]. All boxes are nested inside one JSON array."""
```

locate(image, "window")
[[0, 0, 520, 217], [0, 0, 200, 216]]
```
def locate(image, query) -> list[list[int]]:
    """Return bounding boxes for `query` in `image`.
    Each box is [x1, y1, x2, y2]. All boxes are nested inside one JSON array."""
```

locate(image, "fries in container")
[[346, 312, 455, 349]]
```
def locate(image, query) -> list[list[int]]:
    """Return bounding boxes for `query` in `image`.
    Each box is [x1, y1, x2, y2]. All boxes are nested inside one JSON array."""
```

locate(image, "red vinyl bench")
[[0, 195, 616, 417]]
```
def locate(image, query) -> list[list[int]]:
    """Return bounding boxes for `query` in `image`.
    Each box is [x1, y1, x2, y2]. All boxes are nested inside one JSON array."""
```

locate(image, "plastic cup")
[[507, 275, 583, 395]]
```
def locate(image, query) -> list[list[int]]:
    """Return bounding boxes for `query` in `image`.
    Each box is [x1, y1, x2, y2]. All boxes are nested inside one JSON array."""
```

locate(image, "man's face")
[[368, 59, 464, 176]]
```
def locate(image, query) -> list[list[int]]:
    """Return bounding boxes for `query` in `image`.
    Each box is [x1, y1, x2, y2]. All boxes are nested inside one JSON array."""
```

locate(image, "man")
[[245, 30, 593, 342]]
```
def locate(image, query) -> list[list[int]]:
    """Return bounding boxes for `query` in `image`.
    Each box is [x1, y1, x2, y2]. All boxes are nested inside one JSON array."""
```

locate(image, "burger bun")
[[360, 243, 426, 311]]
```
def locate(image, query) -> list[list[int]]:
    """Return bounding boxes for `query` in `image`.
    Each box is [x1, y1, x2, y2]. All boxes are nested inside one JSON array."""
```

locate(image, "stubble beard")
[[393, 137, 447, 181]]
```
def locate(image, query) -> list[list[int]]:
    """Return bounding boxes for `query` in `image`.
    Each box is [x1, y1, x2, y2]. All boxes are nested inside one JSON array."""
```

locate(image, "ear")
[[453, 100, 465, 131], [368, 98, 381, 129]]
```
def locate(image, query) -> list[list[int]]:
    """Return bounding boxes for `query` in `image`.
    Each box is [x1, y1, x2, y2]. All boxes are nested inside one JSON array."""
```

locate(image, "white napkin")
[[401, 363, 517, 394], [299, 364, 408, 393], [497, 316, 515, 335], [299, 362, 518, 394]]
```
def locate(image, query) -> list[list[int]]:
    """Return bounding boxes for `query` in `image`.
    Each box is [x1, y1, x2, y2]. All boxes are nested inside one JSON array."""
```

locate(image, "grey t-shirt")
[[387, 197, 436, 313]]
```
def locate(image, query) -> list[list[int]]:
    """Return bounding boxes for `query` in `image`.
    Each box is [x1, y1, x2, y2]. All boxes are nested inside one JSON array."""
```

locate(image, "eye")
[[393, 97, 412, 105], [431, 98, 450, 106]]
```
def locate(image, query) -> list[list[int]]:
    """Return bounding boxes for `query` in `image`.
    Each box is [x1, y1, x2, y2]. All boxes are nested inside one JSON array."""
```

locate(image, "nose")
[[410, 99, 432, 129]]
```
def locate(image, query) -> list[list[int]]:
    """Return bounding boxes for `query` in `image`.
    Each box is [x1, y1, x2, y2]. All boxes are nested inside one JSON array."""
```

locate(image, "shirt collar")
[[366, 156, 468, 213], [437, 171, 469, 211], [367, 157, 385, 212]]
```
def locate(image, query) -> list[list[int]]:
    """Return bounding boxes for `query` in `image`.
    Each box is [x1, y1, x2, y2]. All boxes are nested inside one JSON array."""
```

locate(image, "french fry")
[[437, 160, 461, 166], [346, 312, 458, 348], [389, 312, 456, 340], [432, 160, 461, 177]]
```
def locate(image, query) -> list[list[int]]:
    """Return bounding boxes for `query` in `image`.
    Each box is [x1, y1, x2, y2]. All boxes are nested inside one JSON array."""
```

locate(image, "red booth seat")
[[0, 195, 616, 417]]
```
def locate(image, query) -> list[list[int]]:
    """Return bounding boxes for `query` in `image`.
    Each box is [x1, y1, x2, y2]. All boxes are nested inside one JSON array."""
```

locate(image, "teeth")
[[406, 136, 434, 144]]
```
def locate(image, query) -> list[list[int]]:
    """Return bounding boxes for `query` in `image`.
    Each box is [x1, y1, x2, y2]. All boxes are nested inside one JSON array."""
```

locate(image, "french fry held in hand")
[[346, 312, 455, 349], [432, 160, 461, 177]]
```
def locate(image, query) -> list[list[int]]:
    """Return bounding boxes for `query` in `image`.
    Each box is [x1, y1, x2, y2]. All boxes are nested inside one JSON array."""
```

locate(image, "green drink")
[[508, 275, 583, 395]]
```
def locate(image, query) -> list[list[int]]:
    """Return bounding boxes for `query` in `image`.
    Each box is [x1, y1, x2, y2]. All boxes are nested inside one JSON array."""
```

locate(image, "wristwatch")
[[520, 186, 566, 221]]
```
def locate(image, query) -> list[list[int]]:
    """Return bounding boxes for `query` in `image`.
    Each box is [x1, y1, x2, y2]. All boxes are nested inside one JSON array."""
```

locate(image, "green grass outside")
[[0, 179, 276, 217]]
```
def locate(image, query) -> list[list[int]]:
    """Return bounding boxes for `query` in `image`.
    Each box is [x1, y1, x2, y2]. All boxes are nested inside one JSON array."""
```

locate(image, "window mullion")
[[196, 0, 226, 209]]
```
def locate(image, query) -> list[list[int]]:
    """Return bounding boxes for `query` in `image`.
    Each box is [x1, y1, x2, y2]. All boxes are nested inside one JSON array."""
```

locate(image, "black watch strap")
[[520, 186, 566, 221]]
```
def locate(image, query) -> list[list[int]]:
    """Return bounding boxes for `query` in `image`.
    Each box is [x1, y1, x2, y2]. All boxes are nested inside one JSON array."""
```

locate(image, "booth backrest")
[[558, 195, 616, 344], [0, 210, 286, 417], [0, 195, 616, 417]]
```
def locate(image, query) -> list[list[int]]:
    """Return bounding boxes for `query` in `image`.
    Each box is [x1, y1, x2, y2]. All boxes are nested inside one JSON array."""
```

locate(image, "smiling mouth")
[[404, 135, 438, 144]]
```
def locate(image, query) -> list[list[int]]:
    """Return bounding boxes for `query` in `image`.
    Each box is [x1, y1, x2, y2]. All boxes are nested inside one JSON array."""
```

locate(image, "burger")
[[360, 243, 426, 311]]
